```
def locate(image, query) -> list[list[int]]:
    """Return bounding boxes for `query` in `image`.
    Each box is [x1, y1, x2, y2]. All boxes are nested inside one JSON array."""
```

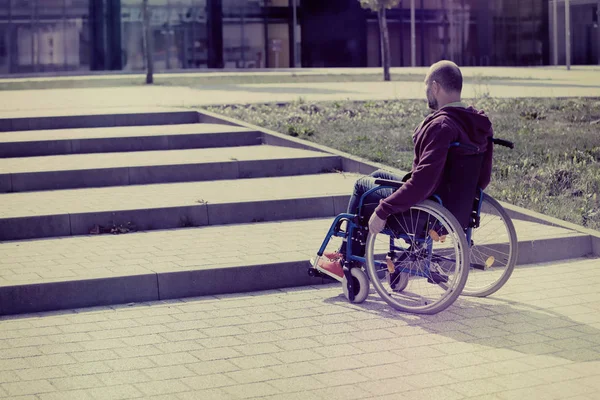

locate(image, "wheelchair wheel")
[[389, 271, 409, 292], [364, 200, 469, 315], [463, 194, 518, 297], [342, 267, 369, 304]]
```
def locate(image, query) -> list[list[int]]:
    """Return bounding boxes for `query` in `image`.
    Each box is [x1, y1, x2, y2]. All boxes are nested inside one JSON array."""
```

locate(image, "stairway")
[[0, 108, 596, 315]]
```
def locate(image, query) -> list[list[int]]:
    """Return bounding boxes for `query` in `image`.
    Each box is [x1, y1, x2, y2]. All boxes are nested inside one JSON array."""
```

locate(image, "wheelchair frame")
[[309, 138, 517, 311]]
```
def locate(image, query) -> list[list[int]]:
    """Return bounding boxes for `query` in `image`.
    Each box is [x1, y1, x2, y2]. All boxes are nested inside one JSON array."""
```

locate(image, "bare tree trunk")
[[142, 0, 154, 84], [378, 5, 391, 81]]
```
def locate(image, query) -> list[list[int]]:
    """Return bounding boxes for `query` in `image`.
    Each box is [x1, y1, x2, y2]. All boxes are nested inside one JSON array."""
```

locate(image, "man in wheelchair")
[[317, 60, 495, 280]]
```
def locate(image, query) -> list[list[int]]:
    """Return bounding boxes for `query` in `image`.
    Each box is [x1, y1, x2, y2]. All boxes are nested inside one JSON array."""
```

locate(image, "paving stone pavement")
[[0, 257, 599, 400], [1, 67, 600, 115]]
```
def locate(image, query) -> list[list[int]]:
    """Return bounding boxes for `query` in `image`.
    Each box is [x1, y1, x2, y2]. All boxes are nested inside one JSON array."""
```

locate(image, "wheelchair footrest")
[[308, 267, 337, 281], [427, 271, 449, 284], [471, 263, 486, 271]]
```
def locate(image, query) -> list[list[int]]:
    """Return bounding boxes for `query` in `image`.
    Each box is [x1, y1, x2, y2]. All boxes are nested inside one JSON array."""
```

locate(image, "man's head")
[[424, 60, 463, 110]]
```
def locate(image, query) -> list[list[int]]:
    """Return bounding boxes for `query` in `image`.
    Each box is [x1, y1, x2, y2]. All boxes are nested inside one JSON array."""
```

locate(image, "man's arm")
[[374, 122, 455, 219]]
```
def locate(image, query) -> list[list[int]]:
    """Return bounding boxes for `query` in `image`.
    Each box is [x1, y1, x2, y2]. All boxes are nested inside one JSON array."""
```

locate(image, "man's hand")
[[368, 213, 386, 234]]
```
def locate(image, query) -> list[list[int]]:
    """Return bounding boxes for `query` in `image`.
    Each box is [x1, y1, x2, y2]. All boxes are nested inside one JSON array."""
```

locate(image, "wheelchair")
[[309, 139, 518, 315]]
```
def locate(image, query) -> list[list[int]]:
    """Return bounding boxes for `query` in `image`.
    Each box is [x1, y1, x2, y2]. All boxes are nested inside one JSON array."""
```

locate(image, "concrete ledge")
[[158, 260, 321, 300], [0, 111, 200, 132], [0, 214, 71, 241], [69, 205, 210, 236], [517, 235, 593, 265], [0, 131, 263, 158], [0, 196, 349, 240], [237, 156, 341, 179], [0, 140, 73, 158], [167, 131, 262, 151], [0, 260, 327, 315], [503, 202, 600, 257], [207, 196, 346, 225], [9, 168, 130, 192], [0, 274, 158, 315], [2, 156, 341, 192], [0, 174, 11, 192]]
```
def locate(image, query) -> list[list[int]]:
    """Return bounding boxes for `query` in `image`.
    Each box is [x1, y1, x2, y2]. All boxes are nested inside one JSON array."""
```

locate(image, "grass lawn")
[[207, 97, 600, 231]]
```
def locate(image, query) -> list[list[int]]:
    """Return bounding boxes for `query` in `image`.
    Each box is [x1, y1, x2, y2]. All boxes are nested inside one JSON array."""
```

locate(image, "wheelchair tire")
[[388, 271, 409, 292], [463, 194, 518, 297], [364, 200, 470, 315], [342, 268, 369, 304]]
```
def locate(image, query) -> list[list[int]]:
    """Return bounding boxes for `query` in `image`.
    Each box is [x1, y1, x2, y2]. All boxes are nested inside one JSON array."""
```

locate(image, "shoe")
[[324, 251, 343, 260], [316, 258, 344, 281]]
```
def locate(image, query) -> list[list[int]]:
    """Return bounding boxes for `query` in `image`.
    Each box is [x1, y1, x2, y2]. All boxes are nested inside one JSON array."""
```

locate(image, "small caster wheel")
[[343, 268, 369, 303]]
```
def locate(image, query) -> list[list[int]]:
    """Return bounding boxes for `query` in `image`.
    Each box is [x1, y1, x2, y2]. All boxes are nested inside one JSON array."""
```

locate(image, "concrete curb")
[[0, 195, 350, 241], [1, 155, 342, 192], [0, 260, 325, 316], [501, 203, 600, 257], [0, 130, 263, 158], [0, 110, 200, 132]]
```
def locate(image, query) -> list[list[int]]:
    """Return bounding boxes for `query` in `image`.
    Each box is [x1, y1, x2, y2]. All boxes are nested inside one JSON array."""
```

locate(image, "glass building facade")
[[0, 0, 596, 75], [366, 0, 550, 68], [0, 0, 91, 74]]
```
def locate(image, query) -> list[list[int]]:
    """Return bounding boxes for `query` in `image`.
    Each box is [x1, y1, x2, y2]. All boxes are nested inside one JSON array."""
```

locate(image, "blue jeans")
[[339, 169, 405, 257], [346, 169, 405, 215]]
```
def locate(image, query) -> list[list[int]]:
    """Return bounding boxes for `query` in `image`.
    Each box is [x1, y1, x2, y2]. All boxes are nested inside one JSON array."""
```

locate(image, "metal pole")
[[597, 0, 600, 65], [7, 0, 12, 72], [420, 0, 424, 66], [553, 0, 558, 65], [63, 0, 68, 70], [241, 1, 245, 68], [292, 0, 297, 67], [565, 0, 571, 70], [410, 0, 416, 67]]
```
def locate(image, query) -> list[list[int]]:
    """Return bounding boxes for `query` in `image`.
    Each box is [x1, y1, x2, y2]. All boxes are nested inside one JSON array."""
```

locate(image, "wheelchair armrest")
[[374, 179, 404, 188]]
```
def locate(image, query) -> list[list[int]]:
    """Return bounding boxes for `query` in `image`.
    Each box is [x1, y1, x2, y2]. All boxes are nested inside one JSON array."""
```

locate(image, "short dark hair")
[[426, 60, 463, 93]]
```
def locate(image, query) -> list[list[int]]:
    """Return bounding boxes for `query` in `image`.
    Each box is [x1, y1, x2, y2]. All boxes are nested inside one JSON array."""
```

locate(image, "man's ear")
[[433, 81, 446, 96]]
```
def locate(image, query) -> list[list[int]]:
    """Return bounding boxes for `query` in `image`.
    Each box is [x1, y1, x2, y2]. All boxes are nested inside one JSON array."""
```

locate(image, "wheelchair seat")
[[434, 149, 485, 229]]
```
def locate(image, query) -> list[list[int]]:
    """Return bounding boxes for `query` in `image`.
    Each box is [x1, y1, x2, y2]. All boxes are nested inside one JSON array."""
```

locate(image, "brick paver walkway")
[[1, 67, 599, 115], [0, 257, 599, 400]]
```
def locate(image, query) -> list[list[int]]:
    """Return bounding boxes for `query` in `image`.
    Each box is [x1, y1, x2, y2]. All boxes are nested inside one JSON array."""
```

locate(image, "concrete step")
[[0, 145, 341, 192], [0, 173, 359, 241], [0, 123, 262, 158], [0, 108, 201, 132], [0, 216, 593, 315]]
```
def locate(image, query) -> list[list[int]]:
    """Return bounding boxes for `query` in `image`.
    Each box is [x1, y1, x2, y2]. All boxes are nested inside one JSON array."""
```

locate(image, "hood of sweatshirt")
[[438, 106, 492, 151], [419, 105, 493, 153]]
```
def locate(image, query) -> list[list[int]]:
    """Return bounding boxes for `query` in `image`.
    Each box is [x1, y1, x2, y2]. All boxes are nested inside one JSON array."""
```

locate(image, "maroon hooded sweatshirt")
[[374, 104, 494, 220]]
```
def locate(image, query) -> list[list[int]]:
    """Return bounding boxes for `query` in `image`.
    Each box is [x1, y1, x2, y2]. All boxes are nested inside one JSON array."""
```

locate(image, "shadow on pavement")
[[322, 290, 600, 363]]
